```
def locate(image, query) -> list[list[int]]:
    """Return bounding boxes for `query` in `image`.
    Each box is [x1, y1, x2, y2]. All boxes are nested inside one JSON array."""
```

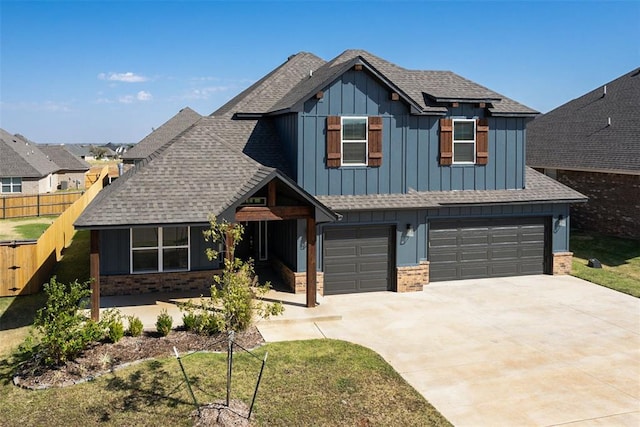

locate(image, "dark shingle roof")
[[76, 124, 278, 227], [316, 168, 586, 211], [122, 107, 202, 161], [268, 50, 538, 116], [0, 129, 58, 178], [527, 68, 640, 174], [38, 145, 91, 171], [212, 52, 326, 117]]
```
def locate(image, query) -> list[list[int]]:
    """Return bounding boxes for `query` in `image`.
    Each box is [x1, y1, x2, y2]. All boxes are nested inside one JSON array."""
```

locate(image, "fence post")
[[37, 193, 40, 217]]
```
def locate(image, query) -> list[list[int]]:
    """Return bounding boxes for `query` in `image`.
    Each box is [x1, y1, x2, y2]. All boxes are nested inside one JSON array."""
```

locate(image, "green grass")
[[0, 340, 451, 426], [570, 231, 640, 297], [12, 222, 51, 240], [0, 230, 89, 356], [52, 230, 90, 284]]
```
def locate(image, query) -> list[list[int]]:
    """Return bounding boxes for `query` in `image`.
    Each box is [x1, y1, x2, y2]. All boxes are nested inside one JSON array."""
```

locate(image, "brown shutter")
[[326, 116, 341, 168], [439, 118, 453, 166], [368, 116, 383, 167], [476, 118, 489, 165]]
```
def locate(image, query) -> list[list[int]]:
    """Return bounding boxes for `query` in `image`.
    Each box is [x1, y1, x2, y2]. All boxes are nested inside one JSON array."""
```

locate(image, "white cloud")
[[98, 72, 148, 83], [136, 91, 152, 101], [118, 95, 135, 104], [183, 86, 232, 100]]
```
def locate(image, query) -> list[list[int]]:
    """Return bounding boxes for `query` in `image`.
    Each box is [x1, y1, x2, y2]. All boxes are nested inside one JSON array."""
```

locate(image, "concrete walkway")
[[257, 275, 640, 426]]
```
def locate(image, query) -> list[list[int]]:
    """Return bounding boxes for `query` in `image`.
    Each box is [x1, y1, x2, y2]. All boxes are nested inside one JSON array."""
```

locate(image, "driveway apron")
[[258, 275, 640, 426]]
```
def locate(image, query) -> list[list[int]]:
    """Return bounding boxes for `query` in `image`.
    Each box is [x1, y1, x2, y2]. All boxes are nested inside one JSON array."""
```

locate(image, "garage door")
[[323, 225, 394, 295], [429, 217, 547, 281]]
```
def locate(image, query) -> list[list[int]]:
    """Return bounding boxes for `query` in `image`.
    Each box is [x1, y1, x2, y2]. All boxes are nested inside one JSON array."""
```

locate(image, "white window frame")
[[1, 177, 22, 193], [452, 119, 476, 164], [130, 226, 190, 274], [341, 116, 368, 166]]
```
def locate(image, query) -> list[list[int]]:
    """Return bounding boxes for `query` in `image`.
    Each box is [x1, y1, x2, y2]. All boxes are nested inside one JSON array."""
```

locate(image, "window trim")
[[340, 116, 368, 167], [452, 119, 476, 165], [130, 226, 190, 274], [1, 177, 22, 193]]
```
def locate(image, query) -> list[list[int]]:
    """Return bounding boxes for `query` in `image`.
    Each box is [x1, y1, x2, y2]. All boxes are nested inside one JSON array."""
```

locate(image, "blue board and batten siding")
[[99, 226, 218, 275], [297, 70, 527, 196]]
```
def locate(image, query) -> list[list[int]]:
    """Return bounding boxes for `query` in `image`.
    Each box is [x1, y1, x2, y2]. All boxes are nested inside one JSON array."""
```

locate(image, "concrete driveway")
[[257, 275, 640, 426]]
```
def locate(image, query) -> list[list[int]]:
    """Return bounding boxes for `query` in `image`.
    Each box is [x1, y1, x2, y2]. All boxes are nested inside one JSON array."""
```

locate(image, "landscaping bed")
[[13, 327, 263, 389]]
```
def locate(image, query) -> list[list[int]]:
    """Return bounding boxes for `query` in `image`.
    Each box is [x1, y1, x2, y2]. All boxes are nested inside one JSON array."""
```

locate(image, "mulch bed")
[[13, 327, 264, 390]]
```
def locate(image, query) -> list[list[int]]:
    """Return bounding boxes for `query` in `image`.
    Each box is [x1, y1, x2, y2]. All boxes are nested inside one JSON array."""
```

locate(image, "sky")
[[0, 0, 638, 144]]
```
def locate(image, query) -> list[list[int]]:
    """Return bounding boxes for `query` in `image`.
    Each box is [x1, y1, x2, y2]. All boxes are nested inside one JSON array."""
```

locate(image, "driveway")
[[257, 275, 640, 426]]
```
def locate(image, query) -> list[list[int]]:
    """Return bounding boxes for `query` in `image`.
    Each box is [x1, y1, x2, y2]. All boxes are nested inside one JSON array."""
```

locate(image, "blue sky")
[[1, 0, 638, 144]]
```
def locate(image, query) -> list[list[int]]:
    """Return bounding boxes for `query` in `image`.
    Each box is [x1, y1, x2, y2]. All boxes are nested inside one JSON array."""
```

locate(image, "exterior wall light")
[[406, 224, 415, 237], [557, 215, 567, 227]]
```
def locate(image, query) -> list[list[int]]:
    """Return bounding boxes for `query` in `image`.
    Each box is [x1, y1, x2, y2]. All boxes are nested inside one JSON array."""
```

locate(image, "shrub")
[[101, 309, 124, 343], [156, 309, 173, 336], [126, 315, 144, 337], [32, 277, 101, 366]]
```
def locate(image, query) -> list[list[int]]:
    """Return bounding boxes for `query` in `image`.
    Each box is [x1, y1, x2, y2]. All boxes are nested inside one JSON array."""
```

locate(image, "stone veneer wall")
[[100, 270, 220, 296], [271, 257, 324, 295], [552, 252, 573, 275], [557, 170, 640, 239], [396, 261, 429, 292]]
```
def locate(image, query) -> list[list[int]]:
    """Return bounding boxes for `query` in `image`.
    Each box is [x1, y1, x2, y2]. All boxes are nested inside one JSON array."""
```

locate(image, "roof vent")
[[309, 69, 313, 78], [607, 117, 611, 126], [603, 85, 607, 97]]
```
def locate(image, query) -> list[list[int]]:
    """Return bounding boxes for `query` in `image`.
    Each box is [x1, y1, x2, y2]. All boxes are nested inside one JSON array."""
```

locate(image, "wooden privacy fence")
[[0, 192, 83, 219], [0, 166, 109, 297]]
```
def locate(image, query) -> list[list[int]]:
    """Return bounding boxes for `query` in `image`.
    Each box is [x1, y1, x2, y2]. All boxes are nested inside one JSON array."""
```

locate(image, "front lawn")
[[570, 231, 640, 297], [0, 339, 450, 426]]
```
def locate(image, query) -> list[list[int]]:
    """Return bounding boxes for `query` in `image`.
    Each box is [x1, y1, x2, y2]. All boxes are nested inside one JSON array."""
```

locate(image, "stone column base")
[[270, 258, 324, 295], [396, 261, 429, 292], [553, 252, 573, 275]]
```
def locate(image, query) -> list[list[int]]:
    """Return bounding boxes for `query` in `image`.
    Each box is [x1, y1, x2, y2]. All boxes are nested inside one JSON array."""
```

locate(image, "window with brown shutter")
[[476, 118, 489, 165], [439, 118, 453, 165], [368, 116, 382, 167], [326, 116, 341, 168], [326, 116, 384, 168], [440, 117, 490, 166]]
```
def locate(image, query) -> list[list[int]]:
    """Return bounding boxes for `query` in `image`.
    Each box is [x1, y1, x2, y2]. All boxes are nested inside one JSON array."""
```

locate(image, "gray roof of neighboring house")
[[214, 49, 538, 117], [122, 107, 202, 160], [0, 129, 58, 178], [38, 145, 91, 172], [75, 119, 335, 227], [527, 68, 640, 175], [317, 168, 586, 211], [64, 144, 93, 158]]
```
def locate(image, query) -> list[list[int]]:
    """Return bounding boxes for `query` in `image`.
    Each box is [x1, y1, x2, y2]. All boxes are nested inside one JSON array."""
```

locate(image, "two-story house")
[[75, 50, 586, 318]]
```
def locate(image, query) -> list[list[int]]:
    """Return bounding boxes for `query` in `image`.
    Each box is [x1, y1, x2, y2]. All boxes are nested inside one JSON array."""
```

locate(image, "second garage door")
[[429, 217, 547, 281], [323, 225, 394, 295]]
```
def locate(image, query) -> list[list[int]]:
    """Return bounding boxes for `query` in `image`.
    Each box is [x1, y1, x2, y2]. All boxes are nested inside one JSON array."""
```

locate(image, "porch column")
[[225, 229, 234, 262], [306, 216, 317, 308], [90, 229, 100, 321]]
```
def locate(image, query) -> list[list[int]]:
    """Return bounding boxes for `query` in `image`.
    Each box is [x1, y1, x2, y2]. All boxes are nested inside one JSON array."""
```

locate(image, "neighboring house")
[[65, 144, 117, 161], [0, 129, 58, 194], [38, 145, 91, 190], [527, 68, 640, 239], [75, 50, 586, 316]]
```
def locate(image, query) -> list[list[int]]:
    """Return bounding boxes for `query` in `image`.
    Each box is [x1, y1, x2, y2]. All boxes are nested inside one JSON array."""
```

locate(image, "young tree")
[[182, 217, 283, 333]]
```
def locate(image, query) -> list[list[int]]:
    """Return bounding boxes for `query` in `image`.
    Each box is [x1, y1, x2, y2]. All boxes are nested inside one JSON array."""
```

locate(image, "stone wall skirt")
[[100, 270, 221, 296]]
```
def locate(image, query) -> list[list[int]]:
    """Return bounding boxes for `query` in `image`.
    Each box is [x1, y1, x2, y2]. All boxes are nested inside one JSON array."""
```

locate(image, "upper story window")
[[341, 117, 368, 166], [453, 119, 476, 164], [1, 177, 22, 193], [439, 118, 489, 166], [326, 116, 382, 168], [131, 226, 189, 273]]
